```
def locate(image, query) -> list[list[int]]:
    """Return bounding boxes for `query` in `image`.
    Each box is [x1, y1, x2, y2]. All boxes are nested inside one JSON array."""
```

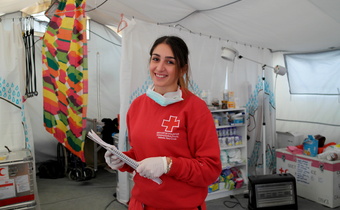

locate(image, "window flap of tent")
[[284, 49, 340, 95]]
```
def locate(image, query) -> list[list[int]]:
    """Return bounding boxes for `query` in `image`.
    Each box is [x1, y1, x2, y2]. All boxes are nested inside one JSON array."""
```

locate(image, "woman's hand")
[[137, 157, 167, 179], [104, 147, 125, 170]]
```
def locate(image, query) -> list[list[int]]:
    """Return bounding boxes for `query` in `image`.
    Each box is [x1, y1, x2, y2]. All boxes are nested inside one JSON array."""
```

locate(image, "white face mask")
[[146, 85, 184, 106]]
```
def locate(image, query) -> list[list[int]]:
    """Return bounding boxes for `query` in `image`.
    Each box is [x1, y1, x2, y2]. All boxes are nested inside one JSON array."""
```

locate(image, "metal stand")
[[261, 65, 266, 175], [238, 55, 274, 175]]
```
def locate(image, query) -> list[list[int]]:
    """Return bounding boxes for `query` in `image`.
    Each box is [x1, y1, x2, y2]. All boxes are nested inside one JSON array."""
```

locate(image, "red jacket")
[[120, 90, 222, 209]]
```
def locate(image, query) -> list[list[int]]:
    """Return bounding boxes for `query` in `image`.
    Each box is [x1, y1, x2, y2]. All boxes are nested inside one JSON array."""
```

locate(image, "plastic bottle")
[[223, 89, 229, 101], [201, 90, 208, 105], [327, 153, 338, 161]]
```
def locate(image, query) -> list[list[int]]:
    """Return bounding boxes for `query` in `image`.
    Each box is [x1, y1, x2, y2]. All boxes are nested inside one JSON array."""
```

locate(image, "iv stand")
[[237, 55, 276, 175]]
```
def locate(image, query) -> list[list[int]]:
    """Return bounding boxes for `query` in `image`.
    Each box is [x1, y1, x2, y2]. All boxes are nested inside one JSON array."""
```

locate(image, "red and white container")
[[0, 149, 36, 209], [276, 148, 340, 208]]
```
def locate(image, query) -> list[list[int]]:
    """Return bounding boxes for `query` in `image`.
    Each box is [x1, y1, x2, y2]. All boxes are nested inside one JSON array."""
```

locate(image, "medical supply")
[[0, 149, 36, 208], [212, 98, 219, 107], [220, 150, 229, 168], [146, 85, 183, 107], [201, 90, 208, 105], [303, 135, 318, 157], [208, 179, 220, 193], [233, 117, 244, 124], [221, 100, 228, 109], [327, 153, 338, 161], [314, 134, 326, 147], [227, 101, 235, 108], [235, 136, 240, 145], [235, 178, 244, 189], [225, 179, 235, 190], [232, 127, 237, 136], [317, 146, 340, 160], [228, 91, 234, 102], [234, 97, 240, 108], [221, 113, 229, 125], [223, 89, 229, 101], [227, 137, 234, 146]]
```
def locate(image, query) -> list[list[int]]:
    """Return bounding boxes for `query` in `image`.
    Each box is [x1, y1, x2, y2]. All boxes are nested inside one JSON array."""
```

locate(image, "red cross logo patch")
[[161, 116, 180, 132]]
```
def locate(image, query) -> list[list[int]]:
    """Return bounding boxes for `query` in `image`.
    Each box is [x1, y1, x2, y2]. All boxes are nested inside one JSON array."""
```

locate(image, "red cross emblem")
[[161, 116, 180, 132], [279, 167, 288, 174]]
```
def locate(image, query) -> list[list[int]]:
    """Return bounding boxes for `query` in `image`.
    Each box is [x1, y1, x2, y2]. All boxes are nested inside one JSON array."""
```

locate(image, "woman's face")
[[149, 43, 179, 95]]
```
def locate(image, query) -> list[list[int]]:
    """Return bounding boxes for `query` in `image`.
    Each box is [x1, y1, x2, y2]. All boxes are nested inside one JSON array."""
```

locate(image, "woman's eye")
[[152, 57, 159, 61], [167, 60, 174, 64]]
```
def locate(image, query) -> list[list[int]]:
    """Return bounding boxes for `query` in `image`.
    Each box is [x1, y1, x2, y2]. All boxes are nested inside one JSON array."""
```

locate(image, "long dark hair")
[[149, 36, 191, 93]]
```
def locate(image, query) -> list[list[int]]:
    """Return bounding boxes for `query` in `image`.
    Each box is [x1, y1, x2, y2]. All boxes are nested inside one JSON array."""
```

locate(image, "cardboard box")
[[276, 131, 304, 148], [208, 182, 219, 193], [303, 135, 318, 157], [276, 148, 340, 208]]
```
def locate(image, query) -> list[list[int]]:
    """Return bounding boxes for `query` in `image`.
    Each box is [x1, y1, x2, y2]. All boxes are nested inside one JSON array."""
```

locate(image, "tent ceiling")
[[1, 0, 340, 52]]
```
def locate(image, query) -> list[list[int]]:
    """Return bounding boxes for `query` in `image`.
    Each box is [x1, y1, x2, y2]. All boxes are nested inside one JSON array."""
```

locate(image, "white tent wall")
[[273, 52, 340, 145], [25, 19, 122, 164], [0, 13, 27, 153], [86, 20, 121, 121]]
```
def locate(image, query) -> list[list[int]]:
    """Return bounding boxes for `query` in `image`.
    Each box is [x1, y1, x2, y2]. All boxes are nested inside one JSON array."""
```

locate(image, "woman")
[[105, 36, 221, 210]]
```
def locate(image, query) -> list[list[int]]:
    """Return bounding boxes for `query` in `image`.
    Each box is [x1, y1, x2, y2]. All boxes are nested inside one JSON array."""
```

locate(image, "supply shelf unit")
[[206, 108, 248, 201]]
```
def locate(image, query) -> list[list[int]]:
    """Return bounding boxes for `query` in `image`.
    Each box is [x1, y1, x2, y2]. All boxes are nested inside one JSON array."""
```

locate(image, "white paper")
[[15, 175, 30, 193], [87, 130, 163, 185], [297, 158, 311, 186], [0, 179, 16, 200]]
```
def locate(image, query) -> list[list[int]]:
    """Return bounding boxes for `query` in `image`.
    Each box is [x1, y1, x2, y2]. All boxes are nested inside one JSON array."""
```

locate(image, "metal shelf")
[[206, 186, 247, 201], [220, 144, 246, 150], [207, 108, 248, 202]]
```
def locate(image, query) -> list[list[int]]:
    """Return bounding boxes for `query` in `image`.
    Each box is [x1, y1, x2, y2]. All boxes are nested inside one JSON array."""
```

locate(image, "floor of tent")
[[36, 166, 338, 210]]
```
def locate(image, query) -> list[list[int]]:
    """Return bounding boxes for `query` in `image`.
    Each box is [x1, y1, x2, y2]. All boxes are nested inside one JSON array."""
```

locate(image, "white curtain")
[[0, 18, 40, 209], [0, 21, 27, 152]]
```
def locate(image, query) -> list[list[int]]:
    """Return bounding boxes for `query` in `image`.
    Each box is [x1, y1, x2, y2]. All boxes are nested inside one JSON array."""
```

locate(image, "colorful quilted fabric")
[[42, 0, 88, 162]]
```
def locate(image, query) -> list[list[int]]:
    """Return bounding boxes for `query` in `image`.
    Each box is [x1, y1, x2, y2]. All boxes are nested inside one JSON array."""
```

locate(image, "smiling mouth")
[[155, 74, 167, 78]]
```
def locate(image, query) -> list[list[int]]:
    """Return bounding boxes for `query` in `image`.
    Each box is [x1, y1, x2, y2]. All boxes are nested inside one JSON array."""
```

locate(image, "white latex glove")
[[136, 157, 167, 179], [104, 147, 125, 170]]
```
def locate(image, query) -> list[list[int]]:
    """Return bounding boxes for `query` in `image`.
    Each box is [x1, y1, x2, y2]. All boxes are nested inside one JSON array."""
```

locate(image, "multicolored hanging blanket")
[[42, 0, 88, 162]]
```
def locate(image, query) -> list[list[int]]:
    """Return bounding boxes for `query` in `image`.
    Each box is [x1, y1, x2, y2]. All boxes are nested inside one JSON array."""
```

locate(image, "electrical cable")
[[104, 197, 128, 210], [87, 29, 121, 46], [86, 0, 109, 12], [158, 0, 241, 25], [223, 195, 247, 209], [104, 199, 116, 210]]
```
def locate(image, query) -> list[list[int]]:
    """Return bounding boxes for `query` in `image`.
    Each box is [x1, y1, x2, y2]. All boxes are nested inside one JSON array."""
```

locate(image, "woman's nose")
[[156, 60, 165, 70]]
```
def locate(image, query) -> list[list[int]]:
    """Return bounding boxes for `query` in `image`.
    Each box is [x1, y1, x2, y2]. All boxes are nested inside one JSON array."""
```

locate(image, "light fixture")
[[221, 46, 239, 61], [221, 46, 286, 175], [221, 47, 287, 76]]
